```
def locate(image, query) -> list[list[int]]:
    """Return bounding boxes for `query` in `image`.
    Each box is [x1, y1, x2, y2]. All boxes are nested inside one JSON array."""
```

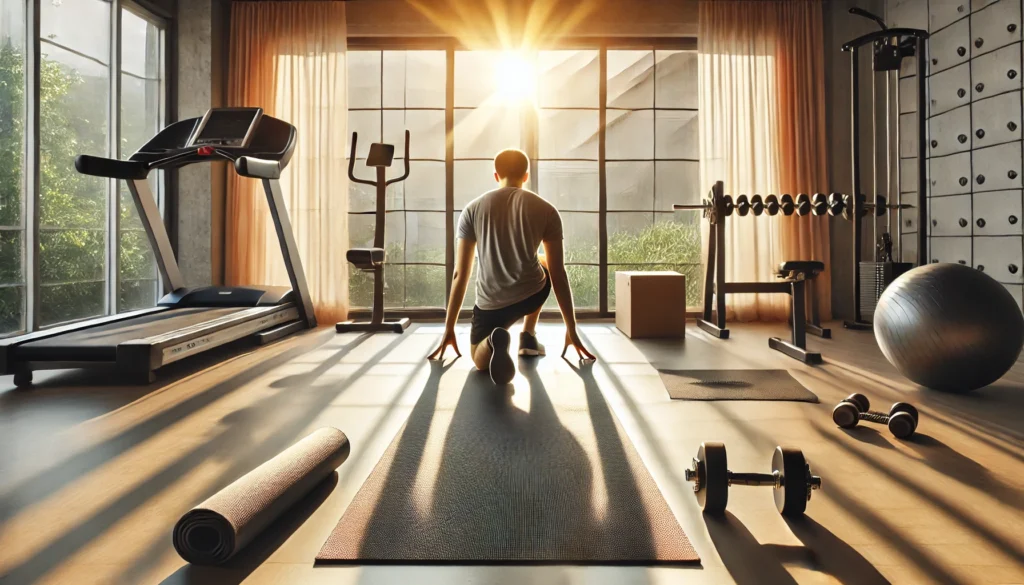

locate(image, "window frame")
[[346, 37, 699, 319], [3, 0, 171, 336]]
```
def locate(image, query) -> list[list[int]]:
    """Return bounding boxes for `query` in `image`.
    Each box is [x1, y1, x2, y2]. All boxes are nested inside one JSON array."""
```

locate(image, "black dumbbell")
[[735, 194, 751, 216], [685, 442, 822, 516], [832, 393, 919, 439], [779, 194, 795, 215], [827, 192, 845, 217], [811, 193, 829, 216], [795, 193, 811, 216], [750, 194, 765, 216], [721, 194, 734, 216], [764, 194, 780, 216]]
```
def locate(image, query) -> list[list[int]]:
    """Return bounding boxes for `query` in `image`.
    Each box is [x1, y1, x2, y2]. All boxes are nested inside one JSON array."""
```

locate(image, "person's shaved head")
[[494, 148, 530, 180]]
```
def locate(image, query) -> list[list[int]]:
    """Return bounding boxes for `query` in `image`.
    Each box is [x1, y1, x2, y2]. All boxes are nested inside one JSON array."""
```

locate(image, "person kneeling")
[[427, 148, 595, 383]]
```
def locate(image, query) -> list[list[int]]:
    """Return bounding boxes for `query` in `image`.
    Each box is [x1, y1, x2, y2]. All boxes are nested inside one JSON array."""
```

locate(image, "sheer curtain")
[[226, 2, 349, 324], [698, 0, 830, 321]]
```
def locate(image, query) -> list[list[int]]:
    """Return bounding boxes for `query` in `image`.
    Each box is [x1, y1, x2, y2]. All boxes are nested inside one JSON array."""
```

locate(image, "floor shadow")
[[323, 355, 682, 565], [158, 472, 339, 585], [839, 426, 897, 449], [907, 433, 1024, 512], [781, 516, 891, 584], [1, 332, 409, 585], [703, 511, 798, 585], [0, 332, 333, 526], [575, 329, 695, 503], [812, 420, 1023, 576], [710, 404, 967, 585]]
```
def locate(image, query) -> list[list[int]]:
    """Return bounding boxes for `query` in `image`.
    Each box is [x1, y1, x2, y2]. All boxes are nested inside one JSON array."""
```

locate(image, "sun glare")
[[493, 52, 537, 103]]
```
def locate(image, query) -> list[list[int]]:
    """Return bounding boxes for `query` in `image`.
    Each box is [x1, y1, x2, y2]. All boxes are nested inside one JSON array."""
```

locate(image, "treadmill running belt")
[[15, 307, 251, 361], [317, 360, 698, 565]]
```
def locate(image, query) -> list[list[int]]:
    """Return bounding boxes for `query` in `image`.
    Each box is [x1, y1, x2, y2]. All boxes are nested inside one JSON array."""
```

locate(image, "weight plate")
[[888, 411, 917, 439], [850, 392, 870, 412], [832, 402, 860, 429], [889, 402, 919, 423], [773, 447, 809, 516], [698, 442, 729, 515]]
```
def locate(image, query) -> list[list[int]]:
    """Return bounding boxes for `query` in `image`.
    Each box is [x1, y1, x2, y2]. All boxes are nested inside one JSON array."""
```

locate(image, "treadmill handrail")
[[75, 155, 149, 180], [235, 156, 282, 179]]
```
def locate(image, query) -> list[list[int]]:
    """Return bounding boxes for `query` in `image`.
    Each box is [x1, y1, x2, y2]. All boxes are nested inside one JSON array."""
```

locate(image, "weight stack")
[[859, 262, 913, 322]]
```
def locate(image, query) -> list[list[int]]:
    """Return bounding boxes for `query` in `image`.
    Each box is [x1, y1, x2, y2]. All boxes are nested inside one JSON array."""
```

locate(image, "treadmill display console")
[[188, 108, 263, 148]]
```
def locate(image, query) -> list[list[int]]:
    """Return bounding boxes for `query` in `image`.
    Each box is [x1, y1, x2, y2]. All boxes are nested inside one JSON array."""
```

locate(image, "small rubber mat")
[[317, 361, 698, 565], [659, 369, 818, 402]]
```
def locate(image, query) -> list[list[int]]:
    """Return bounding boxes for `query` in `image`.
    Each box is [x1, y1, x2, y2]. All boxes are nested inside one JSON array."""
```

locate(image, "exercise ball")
[[873, 262, 1024, 392]]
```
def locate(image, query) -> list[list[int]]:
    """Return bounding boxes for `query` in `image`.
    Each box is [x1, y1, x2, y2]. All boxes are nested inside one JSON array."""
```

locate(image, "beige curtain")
[[698, 0, 830, 321], [226, 2, 349, 324]]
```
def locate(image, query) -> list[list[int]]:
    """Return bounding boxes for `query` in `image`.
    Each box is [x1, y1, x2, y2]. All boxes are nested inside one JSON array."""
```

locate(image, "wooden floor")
[[0, 321, 1022, 585]]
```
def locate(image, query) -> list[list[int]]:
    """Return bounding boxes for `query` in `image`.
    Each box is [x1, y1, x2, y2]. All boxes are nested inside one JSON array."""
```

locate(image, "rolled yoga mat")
[[173, 427, 350, 565]]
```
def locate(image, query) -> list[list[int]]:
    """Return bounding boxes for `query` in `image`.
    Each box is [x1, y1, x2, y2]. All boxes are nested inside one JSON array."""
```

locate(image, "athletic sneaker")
[[518, 331, 546, 356], [488, 327, 516, 385]]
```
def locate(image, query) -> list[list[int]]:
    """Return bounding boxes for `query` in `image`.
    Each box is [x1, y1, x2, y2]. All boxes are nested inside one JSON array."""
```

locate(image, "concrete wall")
[[175, 0, 228, 287], [823, 0, 887, 319]]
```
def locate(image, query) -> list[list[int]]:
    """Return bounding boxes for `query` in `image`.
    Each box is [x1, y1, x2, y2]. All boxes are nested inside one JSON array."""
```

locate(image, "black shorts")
[[470, 275, 551, 345]]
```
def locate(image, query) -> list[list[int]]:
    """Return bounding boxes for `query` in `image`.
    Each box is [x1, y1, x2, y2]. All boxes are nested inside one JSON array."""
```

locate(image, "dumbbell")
[[779, 194, 795, 216], [750, 194, 765, 216], [832, 393, 919, 439], [795, 193, 811, 216], [684, 442, 822, 517], [827, 192, 845, 217], [872, 195, 886, 217], [735, 194, 751, 216], [764, 194, 780, 216], [811, 193, 829, 216]]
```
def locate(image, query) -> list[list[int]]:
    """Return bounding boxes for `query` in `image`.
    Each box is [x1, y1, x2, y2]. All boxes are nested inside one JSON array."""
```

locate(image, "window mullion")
[[25, 0, 40, 332], [107, 0, 122, 315], [599, 44, 608, 315], [445, 44, 455, 300]]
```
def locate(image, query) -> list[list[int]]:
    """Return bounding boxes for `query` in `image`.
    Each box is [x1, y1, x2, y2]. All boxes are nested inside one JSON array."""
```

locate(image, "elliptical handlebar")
[[347, 132, 376, 186], [385, 131, 411, 187]]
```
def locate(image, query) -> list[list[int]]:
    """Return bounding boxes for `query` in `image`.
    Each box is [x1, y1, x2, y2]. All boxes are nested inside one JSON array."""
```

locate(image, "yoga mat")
[[317, 363, 698, 564], [659, 369, 818, 402], [173, 427, 350, 565]]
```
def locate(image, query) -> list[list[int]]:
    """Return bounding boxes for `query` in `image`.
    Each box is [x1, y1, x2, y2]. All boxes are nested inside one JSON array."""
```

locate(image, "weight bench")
[[776, 261, 830, 339]]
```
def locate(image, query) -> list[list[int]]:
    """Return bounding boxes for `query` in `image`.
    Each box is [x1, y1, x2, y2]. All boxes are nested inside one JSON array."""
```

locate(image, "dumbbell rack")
[[841, 22, 929, 329], [675, 181, 823, 364]]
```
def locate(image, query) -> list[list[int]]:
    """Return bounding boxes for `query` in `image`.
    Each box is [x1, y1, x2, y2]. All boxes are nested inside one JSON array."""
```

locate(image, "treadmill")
[[0, 107, 317, 387]]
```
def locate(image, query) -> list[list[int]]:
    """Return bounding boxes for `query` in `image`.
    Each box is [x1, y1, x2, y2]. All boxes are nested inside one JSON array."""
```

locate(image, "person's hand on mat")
[[561, 329, 596, 361], [428, 328, 461, 360]]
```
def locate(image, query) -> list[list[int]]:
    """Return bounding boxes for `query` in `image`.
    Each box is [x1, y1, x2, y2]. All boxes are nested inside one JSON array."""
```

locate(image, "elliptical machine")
[[336, 130, 412, 334]]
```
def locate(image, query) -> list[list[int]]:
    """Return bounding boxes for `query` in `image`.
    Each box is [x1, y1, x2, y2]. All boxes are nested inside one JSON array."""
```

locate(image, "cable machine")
[[841, 8, 929, 329]]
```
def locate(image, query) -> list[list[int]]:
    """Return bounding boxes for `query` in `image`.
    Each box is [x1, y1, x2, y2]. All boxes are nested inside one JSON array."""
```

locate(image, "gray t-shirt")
[[457, 187, 563, 310]]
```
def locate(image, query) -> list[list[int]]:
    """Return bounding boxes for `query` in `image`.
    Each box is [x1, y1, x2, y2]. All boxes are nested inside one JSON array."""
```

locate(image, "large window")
[[606, 49, 701, 305], [347, 44, 700, 314], [119, 6, 165, 312], [347, 50, 447, 309], [0, 0, 167, 335], [39, 0, 112, 325]]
